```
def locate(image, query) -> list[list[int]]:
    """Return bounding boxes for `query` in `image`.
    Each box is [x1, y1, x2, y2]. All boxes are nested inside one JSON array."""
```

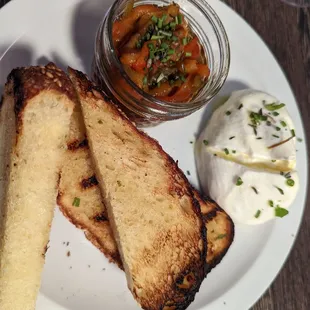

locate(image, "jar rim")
[[106, 0, 230, 110]]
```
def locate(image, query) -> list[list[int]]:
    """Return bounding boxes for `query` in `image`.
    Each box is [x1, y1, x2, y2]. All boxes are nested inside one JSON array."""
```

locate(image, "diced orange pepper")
[[196, 64, 210, 78], [148, 82, 173, 97], [184, 59, 198, 74], [124, 65, 144, 88], [158, 75, 193, 103], [120, 52, 140, 66], [132, 43, 149, 72], [167, 4, 180, 17]]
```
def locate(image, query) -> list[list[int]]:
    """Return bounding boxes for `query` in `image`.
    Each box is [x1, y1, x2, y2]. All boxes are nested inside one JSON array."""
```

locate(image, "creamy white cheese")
[[195, 90, 299, 225], [200, 89, 296, 172], [195, 151, 299, 224]]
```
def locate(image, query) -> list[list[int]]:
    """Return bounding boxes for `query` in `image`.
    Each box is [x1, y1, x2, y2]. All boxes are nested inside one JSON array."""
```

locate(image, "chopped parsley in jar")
[[113, 3, 209, 102]]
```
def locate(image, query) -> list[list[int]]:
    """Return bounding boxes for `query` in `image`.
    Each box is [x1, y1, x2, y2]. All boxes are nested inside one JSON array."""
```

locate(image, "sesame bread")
[[58, 118, 234, 271], [0, 63, 75, 310], [68, 68, 207, 310]]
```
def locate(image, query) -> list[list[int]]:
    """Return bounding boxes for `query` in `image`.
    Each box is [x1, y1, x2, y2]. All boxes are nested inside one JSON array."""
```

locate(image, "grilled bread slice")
[[68, 68, 207, 310], [195, 194, 234, 271], [0, 63, 75, 310], [58, 120, 234, 271]]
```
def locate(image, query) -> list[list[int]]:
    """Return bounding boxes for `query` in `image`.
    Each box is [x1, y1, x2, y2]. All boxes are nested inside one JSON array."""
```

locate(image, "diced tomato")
[[184, 37, 201, 60]]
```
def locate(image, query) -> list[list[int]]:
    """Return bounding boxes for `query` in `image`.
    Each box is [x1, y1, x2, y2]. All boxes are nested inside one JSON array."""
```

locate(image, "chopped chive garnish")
[[190, 141, 193, 144], [143, 76, 148, 86], [203, 140, 208, 145], [169, 22, 176, 29], [148, 43, 155, 50], [254, 210, 261, 218], [268, 135, 295, 149], [256, 137, 262, 140], [275, 126, 281, 131], [158, 30, 172, 37], [186, 170, 191, 176], [214, 154, 217, 156], [215, 234, 227, 240], [158, 18, 163, 28], [72, 197, 80, 207], [172, 35, 178, 41], [273, 111, 279, 116], [264, 102, 286, 111], [266, 121, 271, 126], [284, 172, 291, 179], [180, 75, 186, 82], [268, 200, 274, 207], [151, 35, 165, 40], [280, 121, 287, 127], [272, 134, 280, 138], [185, 52, 192, 57], [232, 150, 236, 154], [161, 42, 169, 49], [251, 187, 258, 194], [182, 37, 187, 45], [151, 15, 158, 23], [286, 179, 295, 187], [224, 148, 229, 155], [167, 49, 175, 55], [297, 137, 302, 142], [291, 129, 296, 137], [236, 177, 243, 186], [271, 160, 276, 162], [238, 103, 243, 110], [275, 186, 284, 195], [275, 206, 289, 218], [229, 136, 235, 140], [225, 111, 231, 116], [177, 14, 182, 24]]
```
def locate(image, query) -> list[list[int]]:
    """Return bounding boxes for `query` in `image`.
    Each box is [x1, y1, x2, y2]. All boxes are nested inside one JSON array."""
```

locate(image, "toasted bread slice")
[[0, 63, 75, 310], [194, 194, 234, 271], [58, 133, 234, 272], [68, 68, 207, 310]]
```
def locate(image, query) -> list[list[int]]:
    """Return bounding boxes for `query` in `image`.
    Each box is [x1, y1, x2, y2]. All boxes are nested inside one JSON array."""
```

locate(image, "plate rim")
[[0, 0, 308, 309]]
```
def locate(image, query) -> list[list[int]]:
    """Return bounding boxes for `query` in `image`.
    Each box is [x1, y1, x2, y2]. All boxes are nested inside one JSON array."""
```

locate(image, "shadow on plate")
[[0, 44, 33, 97], [71, 0, 113, 75]]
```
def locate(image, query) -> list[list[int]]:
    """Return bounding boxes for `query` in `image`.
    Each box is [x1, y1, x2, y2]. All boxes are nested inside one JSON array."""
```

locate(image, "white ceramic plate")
[[0, 0, 307, 309]]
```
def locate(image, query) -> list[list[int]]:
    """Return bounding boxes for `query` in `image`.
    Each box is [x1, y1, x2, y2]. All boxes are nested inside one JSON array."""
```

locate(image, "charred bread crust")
[[197, 194, 234, 272], [67, 138, 88, 150], [68, 67, 208, 310], [57, 191, 123, 267], [6, 63, 75, 134]]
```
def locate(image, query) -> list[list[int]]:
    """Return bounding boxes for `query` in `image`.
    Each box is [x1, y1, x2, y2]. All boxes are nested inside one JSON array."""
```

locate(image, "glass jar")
[[92, 0, 230, 126]]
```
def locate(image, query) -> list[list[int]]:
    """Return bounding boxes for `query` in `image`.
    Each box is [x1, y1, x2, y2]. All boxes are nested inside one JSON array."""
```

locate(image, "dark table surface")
[[0, 0, 309, 309]]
